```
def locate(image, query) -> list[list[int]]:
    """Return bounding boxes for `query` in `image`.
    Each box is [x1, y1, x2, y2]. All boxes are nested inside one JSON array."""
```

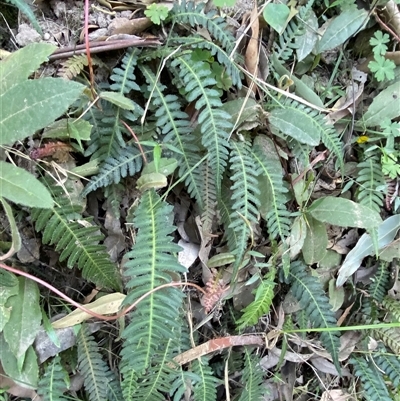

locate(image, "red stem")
[[84, 0, 95, 97]]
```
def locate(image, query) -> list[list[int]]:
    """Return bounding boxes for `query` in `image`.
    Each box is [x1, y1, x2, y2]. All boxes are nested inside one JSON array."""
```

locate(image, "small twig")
[[0, 262, 205, 321], [373, 8, 400, 43], [49, 39, 161, 61], [120, 120, 148, 164], [84, 0, 95, 98]]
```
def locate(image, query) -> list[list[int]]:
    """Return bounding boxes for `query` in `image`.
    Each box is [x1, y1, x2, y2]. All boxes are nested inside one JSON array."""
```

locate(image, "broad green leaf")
[[0, 162, 53, 208], [328, 279, 344, 311], [0, 336, 38, 389], [42, 118, 92, 141], [0, 197, 21, 257], [0, 78, 84, 145], [289, 216, 307, 258], [308, 196, 382, 228], [296, 10, 318, 61], [317, 8, 368, 52], [363, 81, 400, 127], [263, 3, 290, 34], [0, 281, 19, 332], [137, 172, 168, 191], [142, 158, 178, 176], [379, 241, 400, 262], [3, 277, 41, 362], [100, 91, 136, 110], [336, 215, 400, 286], [302, 216, 327, 264], [269, 106, 321, 146], [271, 54, 324, 108], [208, 253, 235, 268], [0, 43, 55, 93]]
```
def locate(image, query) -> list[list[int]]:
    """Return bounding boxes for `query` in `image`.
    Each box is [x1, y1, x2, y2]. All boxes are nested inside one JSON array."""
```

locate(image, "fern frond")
[[350, 355, 392, 401], [191, 358, 219, 401], [31, 185, 121, 290], [37, 355, 68, 401], [289, 261, 341, 373], [320, 119, 344, 172], [373, 345, 400, 388], [251, 137, 291, 240], [104, 183, 124, 220], [139, 64, 204, 206], [120, 189, 186, 398], [369, 261, 390, 303], [228, 140, 262, 276], [170, 55, 232, 193], [200, 159, 217, 234], [82, 146, 144, 195], [171, 36, 242, 87], [356, 153, 386, 213], [57, 54, 101, 80], [237, 267, 276, 330], [77, 324, 110, 401], [383, 296, 400, 322], [238, 349, 265, 401], [171, 0, 235, 54], [273, 18, 303, 61], [109, 49, 140, 94], [372, 326, 400, 354]]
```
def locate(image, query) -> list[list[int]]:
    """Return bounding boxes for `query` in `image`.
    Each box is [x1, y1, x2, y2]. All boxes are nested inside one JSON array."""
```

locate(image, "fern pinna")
[[119, 189, 187, 399], [37, 355, 69, 401]]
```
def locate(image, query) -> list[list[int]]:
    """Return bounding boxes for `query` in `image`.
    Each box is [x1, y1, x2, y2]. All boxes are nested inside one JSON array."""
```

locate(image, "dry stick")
[[0, 262, 205, 321], [84, 0, 95, 98], [120, 120, 148, 164], [49, 39, 161, 61]]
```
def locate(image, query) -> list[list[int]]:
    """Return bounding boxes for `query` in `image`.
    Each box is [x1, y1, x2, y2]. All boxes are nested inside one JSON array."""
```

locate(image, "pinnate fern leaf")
[[251, 137, 291, 240], [170, 55, 232, 193], [77, 324, 110, 401], [238, 349, 265, 401], [191, 358, 219, 401], [82, 145, 143, 195], [228, 140, 262, 276], [120, 189, 186, 399], [172, 0, 235, 54], [350, 355, 392, 401], [373, 345, 400, 388], [289, 261, 341, 373], [31, 185, 121, 290], [37, 355, 68, 401], [357, 153, 385, 213], [237, 267, 276, 330], [140, 64, 204, 206]]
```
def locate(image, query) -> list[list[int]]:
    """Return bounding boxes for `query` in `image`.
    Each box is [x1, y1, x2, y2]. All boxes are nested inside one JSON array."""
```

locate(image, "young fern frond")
[[170, 55, 232, 193], [220, 181, 240, 252], [31, 184, 121, 290], [356, 153, 386, 212], [251, 137, 291, 241], [82, 145, 144, 195], [228, 140, 262, 276], [238, 349, 265, 401], [191, 358, 219, 401], [171, 0, 235, 54], [237, 267, 276, 330], [289, 261, 341, 373], [350, 355, 392, 401], [37, 355, 68, 401], [139, 64, 204, 206], [120, 189, 186, 399], [58, 54, 101, 80], [77, 324, 111, 401]]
